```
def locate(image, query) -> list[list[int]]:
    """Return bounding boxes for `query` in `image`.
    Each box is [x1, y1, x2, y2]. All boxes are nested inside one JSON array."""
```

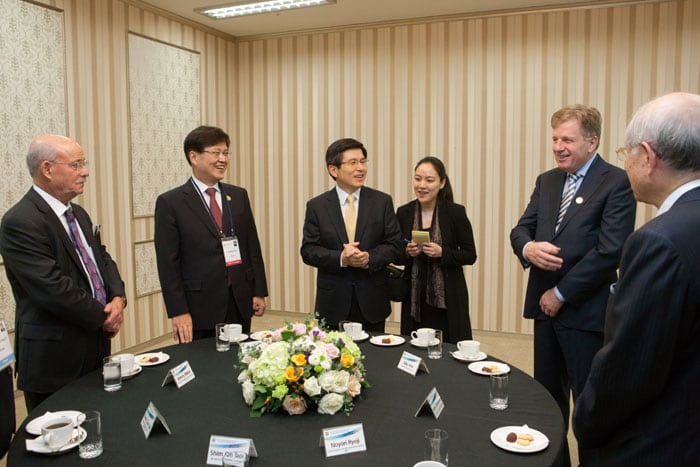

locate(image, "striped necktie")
[[65, 208, 107, 304], [555, 173, 581, 232]]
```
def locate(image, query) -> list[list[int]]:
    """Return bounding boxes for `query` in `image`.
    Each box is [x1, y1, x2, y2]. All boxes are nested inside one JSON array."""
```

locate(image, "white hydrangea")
[[248, 341, 290, 387]]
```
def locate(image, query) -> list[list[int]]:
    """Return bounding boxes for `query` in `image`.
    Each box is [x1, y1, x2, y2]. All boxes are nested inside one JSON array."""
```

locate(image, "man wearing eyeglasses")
[[155, 126, 268, 343], [0, 135, 126, 411], [301, 138, 402, 332]]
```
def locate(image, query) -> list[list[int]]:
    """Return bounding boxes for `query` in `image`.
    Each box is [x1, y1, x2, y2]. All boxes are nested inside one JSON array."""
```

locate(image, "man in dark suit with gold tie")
[[510, 106, 637, 465], [0, 135, 126, 412], [301, 138, 402, 332], [155, 126, 268, 343], [574, 92, 700, 466]]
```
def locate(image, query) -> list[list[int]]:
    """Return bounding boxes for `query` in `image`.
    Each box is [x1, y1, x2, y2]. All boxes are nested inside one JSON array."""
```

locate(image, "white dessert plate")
[[450, 351, 487, 362], [134, 352, 170, 367], [467, 361, 511, 375], [122, 364, 142, 379], [250, 330, 275, 341], [26, 411, 85, 436], [490, 425, 549, 453], [220, 333, 248, 343], [26, 427, 87, 455], [369, 335, 406, 346]]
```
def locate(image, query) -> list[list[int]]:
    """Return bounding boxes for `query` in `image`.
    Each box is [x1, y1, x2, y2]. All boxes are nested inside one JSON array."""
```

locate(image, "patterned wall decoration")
[[0, 0, 65, 330], [133, 241, 160, 297], [128, 33, 201, 218]]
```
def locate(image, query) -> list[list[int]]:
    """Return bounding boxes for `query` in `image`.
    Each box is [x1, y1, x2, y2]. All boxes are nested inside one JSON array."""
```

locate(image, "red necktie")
[[205, 187, 223, 231]]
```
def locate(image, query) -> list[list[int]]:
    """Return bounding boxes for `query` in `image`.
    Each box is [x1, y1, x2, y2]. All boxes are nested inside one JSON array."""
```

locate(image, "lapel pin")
[[575, 196, 584, 205], [226, 195, 231, 201]]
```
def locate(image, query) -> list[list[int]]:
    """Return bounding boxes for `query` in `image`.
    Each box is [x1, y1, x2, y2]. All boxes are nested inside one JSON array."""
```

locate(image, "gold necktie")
[[345, 194, 356, 242]]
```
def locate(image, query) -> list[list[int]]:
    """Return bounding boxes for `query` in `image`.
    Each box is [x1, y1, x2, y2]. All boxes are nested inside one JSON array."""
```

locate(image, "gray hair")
[[624, 92, 700, 172], [26, 140, 58, 177]]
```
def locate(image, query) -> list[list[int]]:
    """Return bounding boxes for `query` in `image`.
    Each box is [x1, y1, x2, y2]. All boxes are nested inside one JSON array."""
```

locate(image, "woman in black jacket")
[[396, 156, 477, 343]]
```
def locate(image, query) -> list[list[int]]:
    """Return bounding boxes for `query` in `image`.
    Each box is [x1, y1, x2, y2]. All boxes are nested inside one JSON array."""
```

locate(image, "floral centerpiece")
[[236, 316, 370, 417]]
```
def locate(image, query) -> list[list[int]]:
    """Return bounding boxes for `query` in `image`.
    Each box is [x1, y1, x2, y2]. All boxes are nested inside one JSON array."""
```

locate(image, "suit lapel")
[[555, 155, 608, 236], [325, 189, 347, 243], [354, 188, 372, 243], [546, 172, 568, 236], [182, 179, 221, 239]]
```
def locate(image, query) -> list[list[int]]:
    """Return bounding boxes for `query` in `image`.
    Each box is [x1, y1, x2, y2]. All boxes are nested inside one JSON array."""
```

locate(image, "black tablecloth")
[[8, 336, 566, 466]]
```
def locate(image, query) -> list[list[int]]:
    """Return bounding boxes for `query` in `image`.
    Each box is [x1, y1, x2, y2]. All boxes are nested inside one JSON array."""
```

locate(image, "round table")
[[8, 336, 567, 466]]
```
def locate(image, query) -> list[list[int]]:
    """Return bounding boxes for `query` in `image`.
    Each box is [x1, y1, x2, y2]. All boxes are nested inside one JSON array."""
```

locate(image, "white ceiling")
[[139, 0, 619, 38]]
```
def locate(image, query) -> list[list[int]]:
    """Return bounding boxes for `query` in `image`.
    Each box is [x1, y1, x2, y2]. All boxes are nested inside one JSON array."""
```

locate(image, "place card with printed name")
[[206, 435, 258, 466], [414, 387, 445, 419], [397, 351, 430, 376], [319, 423, 366, 457], [0, 321, 15, 371], [161, 360, 195, 388], [140, 402, 172, 438]]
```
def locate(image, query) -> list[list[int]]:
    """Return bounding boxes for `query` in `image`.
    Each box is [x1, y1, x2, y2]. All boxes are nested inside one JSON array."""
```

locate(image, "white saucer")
[[490, 425, 549, 453], [26, 427, 87, 455], [348, 331, 369, 342], [122, 364, 142, 379], [134, 351, 170, 366], [450, 351, 487, 362], [220, 333, 248, 343], [369, 335, 406, 346], [467, 361, 511, 375], [26, 411, 85, 436], [410, 338, 439, 348]]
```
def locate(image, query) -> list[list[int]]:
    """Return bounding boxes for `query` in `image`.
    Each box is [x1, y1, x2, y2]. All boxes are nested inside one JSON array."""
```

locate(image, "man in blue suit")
[[510, 106, 637, 464], [301, 138, 402, 332], [574, 92, 700, 466]]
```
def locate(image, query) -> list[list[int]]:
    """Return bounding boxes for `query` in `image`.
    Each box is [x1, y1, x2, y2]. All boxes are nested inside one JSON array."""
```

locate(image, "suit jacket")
[[154, 179, 268, 330], [395, 199, 477, 341], [0, 188, 125, 394], [300, 186, 402, 324], [573, 187, 700, 466], [510, 155, 636, 331]]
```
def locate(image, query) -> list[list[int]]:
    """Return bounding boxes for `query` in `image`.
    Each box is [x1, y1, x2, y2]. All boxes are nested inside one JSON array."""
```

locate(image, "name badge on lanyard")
[[222, 235, 242, 266]]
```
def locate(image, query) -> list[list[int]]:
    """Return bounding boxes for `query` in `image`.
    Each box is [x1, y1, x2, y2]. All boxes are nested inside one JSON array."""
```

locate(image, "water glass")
[[489, 373, 509, 410], [78, 410, 103, 459], [103, 357, 122, 392], [424, 428, 448, 465], [216, 323, 230, 352], [427, 330, 442, 359]]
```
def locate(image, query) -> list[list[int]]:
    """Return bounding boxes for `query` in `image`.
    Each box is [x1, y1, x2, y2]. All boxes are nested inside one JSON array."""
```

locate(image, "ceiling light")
[[197, 0, 336, 19]]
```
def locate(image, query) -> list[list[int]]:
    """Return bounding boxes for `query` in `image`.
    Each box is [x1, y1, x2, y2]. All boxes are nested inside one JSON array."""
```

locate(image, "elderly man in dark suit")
[[574, 92, 700, 466], [0, 135, 126, 412], [510, 106, 637, 465], [155, 126, 268, 343], [301, 138, 402, 332]]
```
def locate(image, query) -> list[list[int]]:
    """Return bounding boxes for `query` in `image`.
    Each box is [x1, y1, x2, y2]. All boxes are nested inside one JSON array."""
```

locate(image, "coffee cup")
[[222, 323, 242, 341], [457, 340, 480, 358], [343, 322, 363, 339], [41, 417, 74, 449], [411, 328, 435, 344], [114, 353, 134, 376]]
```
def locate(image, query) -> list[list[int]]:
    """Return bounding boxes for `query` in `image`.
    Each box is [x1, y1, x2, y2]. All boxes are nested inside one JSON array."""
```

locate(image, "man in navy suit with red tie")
[[0, 135, 126, 411], [510, 106, 636, 465], [574, 92, 700, 466], [155, 126, 268, 343]]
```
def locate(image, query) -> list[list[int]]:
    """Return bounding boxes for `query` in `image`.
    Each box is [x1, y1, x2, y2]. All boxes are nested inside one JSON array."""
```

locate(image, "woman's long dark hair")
[[414, 156, 454, 202]]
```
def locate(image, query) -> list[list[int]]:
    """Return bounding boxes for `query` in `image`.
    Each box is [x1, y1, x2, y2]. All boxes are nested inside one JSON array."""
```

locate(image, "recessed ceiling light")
[[197, 0, 336, 19]]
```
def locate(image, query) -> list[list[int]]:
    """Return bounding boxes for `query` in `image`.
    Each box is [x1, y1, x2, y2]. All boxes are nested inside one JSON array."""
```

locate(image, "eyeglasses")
[[615, 147, 629, 159], [340, 158, 368, 167], [51, 159, 88, 170], [200, 150, 231, 157]]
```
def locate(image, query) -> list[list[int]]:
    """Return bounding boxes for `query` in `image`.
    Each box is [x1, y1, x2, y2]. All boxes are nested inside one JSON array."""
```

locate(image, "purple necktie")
[[65, 208, 107, 305]]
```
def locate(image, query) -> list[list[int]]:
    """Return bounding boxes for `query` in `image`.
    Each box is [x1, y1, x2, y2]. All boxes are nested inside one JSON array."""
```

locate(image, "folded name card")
[[141, 402, 172, 438], [206, 435, 257, 466], [397, 351, 429, 376], [415, 387, 445, 419], [320, 423, 366, 457], [161, 360, 195, 388]]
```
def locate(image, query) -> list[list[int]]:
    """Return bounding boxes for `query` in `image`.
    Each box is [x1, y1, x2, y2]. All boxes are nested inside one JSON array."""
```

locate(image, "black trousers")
[[0, 366, 15, 459]]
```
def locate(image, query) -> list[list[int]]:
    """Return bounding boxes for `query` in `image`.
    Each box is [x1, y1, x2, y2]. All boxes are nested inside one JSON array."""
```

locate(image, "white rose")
[[241, 380, 256, 405], [317, 393, 345, 415], [237, 370, 250, 383], [303, 376, 322, 397], [319, 370, 349, 393]]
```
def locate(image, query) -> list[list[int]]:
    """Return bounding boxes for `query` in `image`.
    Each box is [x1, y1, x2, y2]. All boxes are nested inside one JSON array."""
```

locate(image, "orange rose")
[[285, 366, 304, 382], [290, 353, 307, 366], [340, 353, 354, 368]]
